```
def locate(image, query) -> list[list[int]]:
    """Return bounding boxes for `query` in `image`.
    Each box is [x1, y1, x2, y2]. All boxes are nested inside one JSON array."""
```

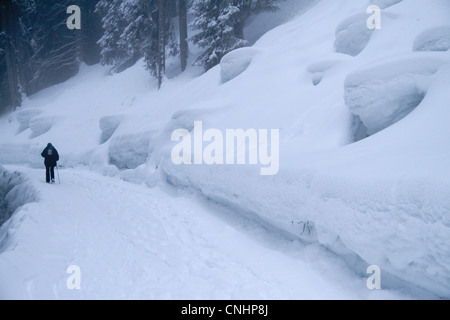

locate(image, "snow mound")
[[29, 117, 54, 139], [109, 131, 152, 170], [99, 115, 124, 144], [16, 108, 42, 134], [413, 26, 450, 52], [344, 54, 449, 135], [0, 166, 37, 229], [334, 13, 374, 57], [220, 48, 261, 83]]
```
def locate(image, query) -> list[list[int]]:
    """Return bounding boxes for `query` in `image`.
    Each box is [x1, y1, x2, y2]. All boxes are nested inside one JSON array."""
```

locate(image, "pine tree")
[[18, 0, 94, 95], [0, 0, 22, 112], [96, 0, 147, 73], [96, 0, 177, 83], [191, 0, 278, 70], [0, 0, 102, 113]]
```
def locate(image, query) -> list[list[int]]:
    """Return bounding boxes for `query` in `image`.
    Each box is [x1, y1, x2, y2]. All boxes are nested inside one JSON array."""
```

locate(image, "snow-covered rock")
[[413, 26, 450, 52], [344, 54, 449, 135], [29, 117, 54, 139], [15, 108, 42, 134], [334, 13, 374, 56], [220, 48, 260, 83], [0, 166, 36, 228], [109, 132, 152, 170]]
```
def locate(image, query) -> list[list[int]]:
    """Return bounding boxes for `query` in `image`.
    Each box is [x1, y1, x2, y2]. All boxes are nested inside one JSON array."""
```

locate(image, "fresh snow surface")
[[1, 0, 450, 299], [0, 166, 410, 299]]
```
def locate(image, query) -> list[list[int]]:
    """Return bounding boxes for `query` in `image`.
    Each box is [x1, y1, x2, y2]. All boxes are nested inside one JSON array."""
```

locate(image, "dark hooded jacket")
[[41, 144, 59, 167]]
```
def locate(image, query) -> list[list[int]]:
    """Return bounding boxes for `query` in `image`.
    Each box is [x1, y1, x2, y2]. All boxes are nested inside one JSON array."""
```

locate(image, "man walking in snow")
[[41, 143, 59, 183]]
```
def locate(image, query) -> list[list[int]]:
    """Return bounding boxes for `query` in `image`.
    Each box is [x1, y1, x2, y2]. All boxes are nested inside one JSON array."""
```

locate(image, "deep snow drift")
[[0, 0, 449, 299], [0, 166, 36, 228]]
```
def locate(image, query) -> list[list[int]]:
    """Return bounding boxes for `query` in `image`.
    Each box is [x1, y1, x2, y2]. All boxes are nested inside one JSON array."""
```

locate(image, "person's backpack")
[[47, 148, 53, 156]]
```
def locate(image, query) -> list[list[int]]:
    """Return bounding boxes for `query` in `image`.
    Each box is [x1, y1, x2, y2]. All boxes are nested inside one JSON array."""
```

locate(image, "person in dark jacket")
[[41, 143, 59, 183]]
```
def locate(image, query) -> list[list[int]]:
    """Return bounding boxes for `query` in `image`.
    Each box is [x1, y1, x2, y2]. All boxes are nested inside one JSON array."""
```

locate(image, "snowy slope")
[[1, 0, 450, 299]]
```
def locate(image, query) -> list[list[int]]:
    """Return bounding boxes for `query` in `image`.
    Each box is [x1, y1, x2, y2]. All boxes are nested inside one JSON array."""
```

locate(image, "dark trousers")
[[46, 166, 55, 183]]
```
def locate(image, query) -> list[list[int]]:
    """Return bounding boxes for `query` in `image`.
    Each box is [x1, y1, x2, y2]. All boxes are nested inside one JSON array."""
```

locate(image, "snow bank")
[[0, 166, 37, 229], [220, 48, 261, 83], [29, 116, 55, 139], [334, 13, 374, 56], [109, 131, 152, 170], [99, 115, 124, 144], [1, 167, 411, 300], [344, 54, 450, 135], [16, 108, 42, 134], [413, 26, 450, 52]]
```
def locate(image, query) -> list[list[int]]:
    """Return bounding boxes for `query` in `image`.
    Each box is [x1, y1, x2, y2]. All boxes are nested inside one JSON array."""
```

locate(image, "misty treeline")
[[0, 0, 279, 113]]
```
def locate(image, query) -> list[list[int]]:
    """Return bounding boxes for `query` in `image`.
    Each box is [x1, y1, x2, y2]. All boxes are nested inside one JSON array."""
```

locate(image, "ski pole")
[[56, 165, 61, 184]]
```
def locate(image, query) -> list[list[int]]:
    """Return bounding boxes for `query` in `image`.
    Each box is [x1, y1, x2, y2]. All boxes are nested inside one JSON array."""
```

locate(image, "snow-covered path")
[[0, 166, 410, 300]]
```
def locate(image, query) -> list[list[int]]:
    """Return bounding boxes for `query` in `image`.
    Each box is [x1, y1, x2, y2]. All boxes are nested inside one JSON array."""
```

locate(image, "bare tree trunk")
[[234, 18, 245, 40], [1, 1, 21, 110], [178, 0, 188, 72], [158, 0, 166, 89], [168, 0, 177, 19]]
